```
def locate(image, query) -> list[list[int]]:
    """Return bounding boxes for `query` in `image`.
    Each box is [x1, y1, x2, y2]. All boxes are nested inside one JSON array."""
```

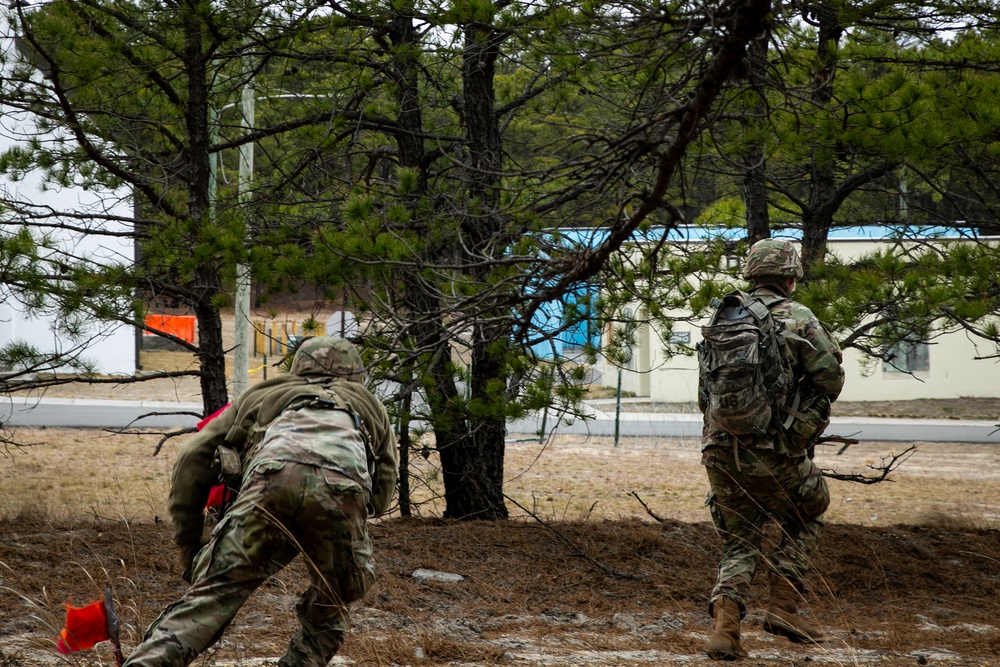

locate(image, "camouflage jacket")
[[168, 375, 398, 555], [700, 285, 845, 455]]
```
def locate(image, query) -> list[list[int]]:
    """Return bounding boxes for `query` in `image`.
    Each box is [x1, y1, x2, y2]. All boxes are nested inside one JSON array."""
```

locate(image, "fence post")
[[614, 368, 622, 448]]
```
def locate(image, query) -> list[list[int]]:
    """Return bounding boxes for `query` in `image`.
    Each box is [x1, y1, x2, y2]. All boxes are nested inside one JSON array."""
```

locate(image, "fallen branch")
[[822, 445, 917, 484], [629, 491, 666, 523], [504, 494, 642, 581]]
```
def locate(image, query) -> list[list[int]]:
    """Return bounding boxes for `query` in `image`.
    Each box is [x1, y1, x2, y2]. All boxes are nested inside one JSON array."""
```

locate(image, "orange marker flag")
[[56, 585, 123, 665]]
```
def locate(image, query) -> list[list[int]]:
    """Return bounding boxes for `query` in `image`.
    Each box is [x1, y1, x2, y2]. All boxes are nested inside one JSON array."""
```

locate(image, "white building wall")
[[0, 23, 135, 376], [840, 333, 1000, 401], [601, 234, 1000, 402]]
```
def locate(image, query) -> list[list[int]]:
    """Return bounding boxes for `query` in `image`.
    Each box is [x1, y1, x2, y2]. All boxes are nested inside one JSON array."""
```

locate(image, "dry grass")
[[0, 430, 172, 523], [5, 426, 998, 531], [400, 431, 1000, 528]]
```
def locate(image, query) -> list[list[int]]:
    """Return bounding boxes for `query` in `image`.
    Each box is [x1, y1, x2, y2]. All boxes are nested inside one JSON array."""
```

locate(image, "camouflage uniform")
[[124, 337, 397, 667], [701, 241, 845, 618]]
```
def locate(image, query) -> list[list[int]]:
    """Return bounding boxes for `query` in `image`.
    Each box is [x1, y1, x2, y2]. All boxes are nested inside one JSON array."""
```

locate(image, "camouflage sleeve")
[[367, 401, 398, 517], [168, 406, 235, 557], [794, 307, 845, 403], [334, 382, 399, 517]]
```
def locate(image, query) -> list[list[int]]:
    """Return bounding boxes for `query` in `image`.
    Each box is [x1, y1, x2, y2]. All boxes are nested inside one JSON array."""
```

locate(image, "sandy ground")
[[1, 425, 999, 666]]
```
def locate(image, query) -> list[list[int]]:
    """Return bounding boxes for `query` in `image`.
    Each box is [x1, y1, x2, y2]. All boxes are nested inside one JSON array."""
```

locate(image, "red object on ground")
[[56, 600, 110, 654]]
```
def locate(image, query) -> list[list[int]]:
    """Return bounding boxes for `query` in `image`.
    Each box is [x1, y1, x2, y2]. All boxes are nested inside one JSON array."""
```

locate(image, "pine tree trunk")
[[184, 10, 228, 416], [194, 286, 229, 415], [439, 12, 510, 520], [801, 3, 843, 273], [743, 30, 770, 245]]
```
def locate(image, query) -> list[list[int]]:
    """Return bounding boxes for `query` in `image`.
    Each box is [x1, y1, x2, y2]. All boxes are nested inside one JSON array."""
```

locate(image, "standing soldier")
[[700, 239, 845, 660], [124, 337, 397, 667]]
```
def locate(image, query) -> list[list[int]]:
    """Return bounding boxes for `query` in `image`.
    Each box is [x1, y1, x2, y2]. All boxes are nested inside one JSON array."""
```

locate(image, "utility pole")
[[233, 55, 254, 398]]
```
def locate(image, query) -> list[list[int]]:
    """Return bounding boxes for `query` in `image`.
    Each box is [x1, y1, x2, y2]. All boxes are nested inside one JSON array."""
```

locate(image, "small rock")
[[610, 613, 638, 630], [411, 568, 464, 583]]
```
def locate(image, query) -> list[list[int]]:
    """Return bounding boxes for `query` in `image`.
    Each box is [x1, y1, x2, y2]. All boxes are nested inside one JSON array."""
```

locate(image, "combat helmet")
[[743, 238, 804, 280], [290, 336, 365, 382]]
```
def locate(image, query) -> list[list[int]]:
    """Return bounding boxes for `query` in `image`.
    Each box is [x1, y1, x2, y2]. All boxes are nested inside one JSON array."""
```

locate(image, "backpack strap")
[[754, 292, 787, 307], [744, 297, 771, 323], [779, 389, 806, 430]]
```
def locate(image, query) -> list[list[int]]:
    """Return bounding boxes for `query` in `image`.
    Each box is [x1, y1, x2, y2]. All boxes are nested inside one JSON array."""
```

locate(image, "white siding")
[[1, 25, 135, 375], [600, 235, 1000, 402]]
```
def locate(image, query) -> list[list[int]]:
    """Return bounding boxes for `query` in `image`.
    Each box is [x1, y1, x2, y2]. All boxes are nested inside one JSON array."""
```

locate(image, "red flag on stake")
[[57, 599, 107, 653], [56, 585, 123, 666]]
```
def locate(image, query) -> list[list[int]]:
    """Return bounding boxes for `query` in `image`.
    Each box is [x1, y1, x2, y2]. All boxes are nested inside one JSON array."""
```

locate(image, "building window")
[[883, 341, 929, 373], [669, 330, 690, 344]]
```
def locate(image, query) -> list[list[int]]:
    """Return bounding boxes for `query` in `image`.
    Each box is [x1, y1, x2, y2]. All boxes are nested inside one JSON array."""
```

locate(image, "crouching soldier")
[[124, 337, 397, 667]]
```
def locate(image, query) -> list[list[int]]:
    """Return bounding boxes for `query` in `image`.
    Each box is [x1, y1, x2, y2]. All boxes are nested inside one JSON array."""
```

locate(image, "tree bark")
[[743, 29, 771, 245], [801, 2, 843, 273], [385, 6, 508, 519], [436, 13, 510, 520], [184, 1, 228, 415]]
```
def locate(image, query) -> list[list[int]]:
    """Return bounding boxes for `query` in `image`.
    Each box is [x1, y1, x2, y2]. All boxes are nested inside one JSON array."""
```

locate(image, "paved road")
[[511, 410, 1000, 444], [3, 395, 998, 443], [1, 396, 204, 430]]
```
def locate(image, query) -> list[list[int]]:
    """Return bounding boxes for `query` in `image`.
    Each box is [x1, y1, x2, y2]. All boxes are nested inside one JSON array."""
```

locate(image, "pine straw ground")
[[1, 427, 1000, 666], [1, 515, 999, 666]]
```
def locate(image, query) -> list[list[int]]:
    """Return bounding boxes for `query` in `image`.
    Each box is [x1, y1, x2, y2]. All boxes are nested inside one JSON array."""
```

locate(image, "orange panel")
[[145, 315, 196, 344]]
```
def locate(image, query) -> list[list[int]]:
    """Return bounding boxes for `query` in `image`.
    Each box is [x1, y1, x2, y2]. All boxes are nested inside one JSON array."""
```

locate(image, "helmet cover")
[[289, 336, 365, 381], [743, 238, 804, 280]]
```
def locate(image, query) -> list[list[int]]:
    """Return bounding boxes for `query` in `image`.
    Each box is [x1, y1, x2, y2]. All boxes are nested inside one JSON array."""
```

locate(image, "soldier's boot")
[[278, 628, 345, 667], [763, 573, 825, 643], [706, 598, 747, 660]]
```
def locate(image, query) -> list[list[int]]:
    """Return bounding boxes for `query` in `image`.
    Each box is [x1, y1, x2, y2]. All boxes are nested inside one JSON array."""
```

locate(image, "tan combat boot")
[[763, 573, 825, 643], [706, 598, 747, 660]]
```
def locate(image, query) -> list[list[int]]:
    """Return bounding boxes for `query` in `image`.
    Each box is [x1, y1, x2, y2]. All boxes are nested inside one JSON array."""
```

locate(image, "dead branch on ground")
[[505, 494, 642, 581], [822, 445, 917, 484], [630, 491, 666, 523]]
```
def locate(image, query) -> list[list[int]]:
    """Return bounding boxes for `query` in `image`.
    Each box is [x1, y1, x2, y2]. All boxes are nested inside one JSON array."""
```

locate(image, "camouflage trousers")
[[702, 443, 829, 616], [124, 461, 376, 667]]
